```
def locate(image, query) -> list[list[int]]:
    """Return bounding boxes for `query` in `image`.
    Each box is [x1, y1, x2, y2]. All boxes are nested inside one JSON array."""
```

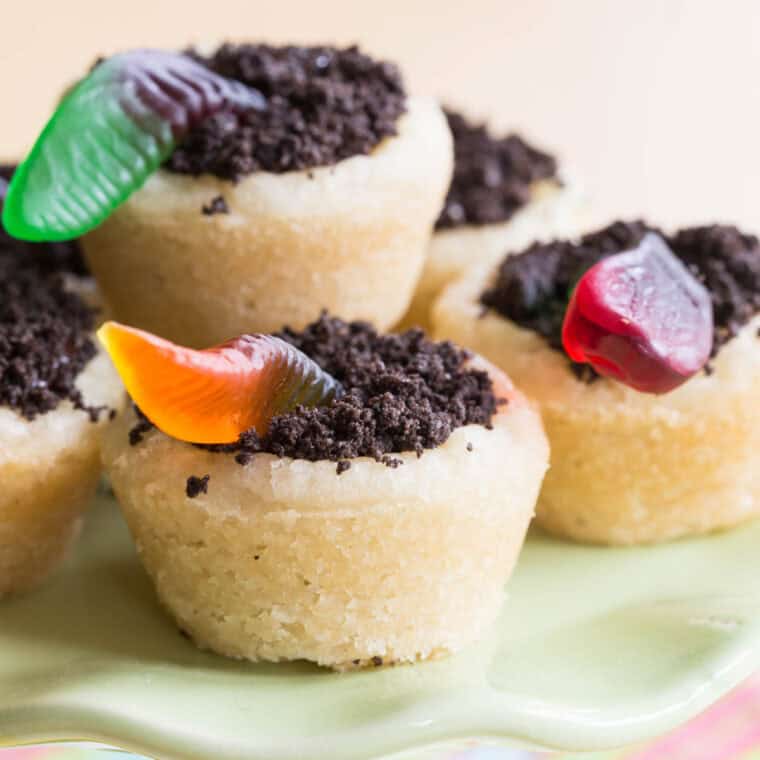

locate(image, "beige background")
[[3, 0, 759, 229]]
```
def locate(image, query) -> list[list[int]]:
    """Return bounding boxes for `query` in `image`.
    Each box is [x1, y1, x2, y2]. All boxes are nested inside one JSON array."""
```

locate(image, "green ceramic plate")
[[1, 492, 759, 760]]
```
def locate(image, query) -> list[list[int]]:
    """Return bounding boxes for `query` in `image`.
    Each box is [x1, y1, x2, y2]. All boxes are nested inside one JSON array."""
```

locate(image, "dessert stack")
[[1, 41, 757, 672]]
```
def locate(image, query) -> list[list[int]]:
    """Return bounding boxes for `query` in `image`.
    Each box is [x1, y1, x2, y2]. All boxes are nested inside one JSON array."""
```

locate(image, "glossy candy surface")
[[98, 321, 342, 444], [562, 233, 713, 394], [2, 50, 265, 242]]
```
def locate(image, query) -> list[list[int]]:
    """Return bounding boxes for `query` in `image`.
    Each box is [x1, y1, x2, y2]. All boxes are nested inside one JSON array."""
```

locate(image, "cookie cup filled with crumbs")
[[399, 110, 584, 331], [1, 165, 122, 596], [1, 351, 122, 596], [101, 316, 548, 669], [82, 44, 453, 346], [434, 222, 760, 545]]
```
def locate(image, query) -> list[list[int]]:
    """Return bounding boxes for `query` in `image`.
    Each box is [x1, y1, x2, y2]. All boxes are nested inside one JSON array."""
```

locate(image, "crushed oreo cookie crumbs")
[[202, 195, 229, 215], [186, 474, 210, 498], [481, 220, 760, 380], [166, 44, 406, 180], [436, 110, 558, 230], [130, 314, 499, 470], [669, 225, 760, 352], [0, 166, 102, 421], [128, 407, 154, 446]]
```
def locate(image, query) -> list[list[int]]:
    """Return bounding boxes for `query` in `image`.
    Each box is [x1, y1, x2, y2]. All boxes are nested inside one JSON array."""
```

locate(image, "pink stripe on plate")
[[694, 714, 760, 760], [628, 680, 760, 760]]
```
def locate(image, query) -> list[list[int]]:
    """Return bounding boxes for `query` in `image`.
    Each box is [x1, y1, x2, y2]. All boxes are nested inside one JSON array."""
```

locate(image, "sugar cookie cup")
[[0, 350, 122, 596], [434, 267, 760, 546], [401, 180, 583, 331], [82, 96, 452, 347], [101, 359, 548, 670]]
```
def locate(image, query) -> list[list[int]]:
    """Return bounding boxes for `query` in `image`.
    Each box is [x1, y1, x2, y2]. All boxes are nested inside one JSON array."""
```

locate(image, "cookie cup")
[[434, 269, 760, 545], [82, 97, 453, 347], [399, 180, 584, 331], [0, 350, 122, 596], [101, 361, 548, 669]]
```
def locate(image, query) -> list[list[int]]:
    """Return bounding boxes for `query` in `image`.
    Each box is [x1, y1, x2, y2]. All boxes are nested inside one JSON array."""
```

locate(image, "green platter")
[[1, 492, 759, 759]]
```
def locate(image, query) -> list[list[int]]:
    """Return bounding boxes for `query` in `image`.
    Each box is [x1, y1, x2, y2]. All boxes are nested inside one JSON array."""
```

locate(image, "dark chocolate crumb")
[[129, 425, 149, 446], [669, 225, 760, 354], [224, 315, 496, 464], [186, 474, 210, 498], [201, 195, 229, 215], [352, 659, 360, 666], [336, 460, 351, 475], [129, 407, 154, 446], [371, 656, 383, 667], [466, 442, 473, 452], [482, 220, 652, 354], [131, 315, 498, 470], [83, 403, 109, 423], [253, 555, 260, 560], [436, 110, 558, 230], [166, 44, 406, 180], [0, 166, 100, 420], [573, 363, 600, 384], [481, 220, 760, 380]]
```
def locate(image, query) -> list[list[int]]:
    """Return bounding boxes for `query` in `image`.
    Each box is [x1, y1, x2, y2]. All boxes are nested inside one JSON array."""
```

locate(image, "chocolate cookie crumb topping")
[[202, 195, 229, 215], [249, 315, 496, 464], [186, 474, 210, 498], [165, 44, 406, 180], [129, 407, 154, 446], [482, 220, 652, 354], [669, 225, 760, 353], [436, 110, 558, 230], [0, 167, 100, 420], [131, 314, 498, 467], [481, 220, 760, 378]]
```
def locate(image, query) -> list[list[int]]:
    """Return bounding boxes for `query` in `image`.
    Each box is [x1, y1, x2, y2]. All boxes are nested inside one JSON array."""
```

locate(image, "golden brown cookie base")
[[0, 351, 123, 596], [102, 362, 548, 669], [434, 268, 760, 545]]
